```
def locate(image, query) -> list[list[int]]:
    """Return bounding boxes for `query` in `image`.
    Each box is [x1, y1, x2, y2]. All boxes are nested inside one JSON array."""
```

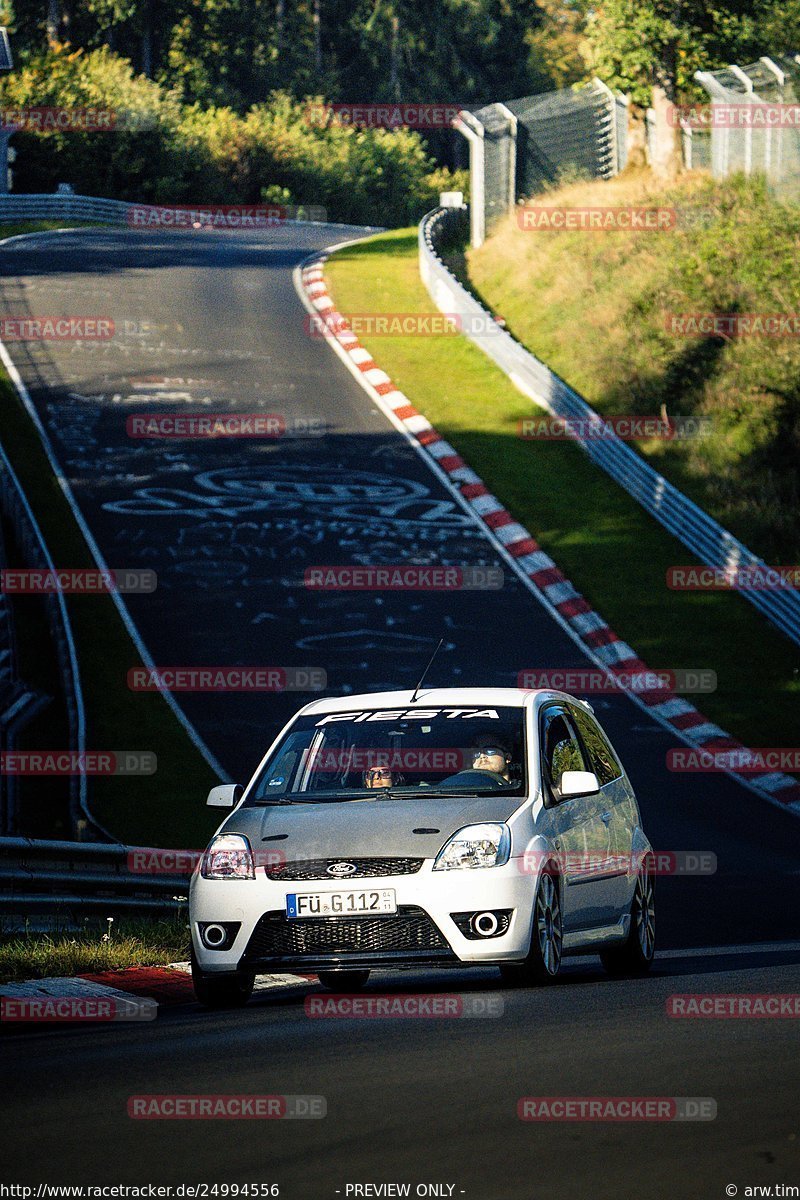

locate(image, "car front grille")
[[265, 857, 424, 881], [241, 906, 448, 961]]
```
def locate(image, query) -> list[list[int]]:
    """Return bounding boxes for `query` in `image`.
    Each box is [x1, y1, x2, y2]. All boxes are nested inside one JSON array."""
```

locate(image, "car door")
[[570, 704, 633, 922], [539, 704, 614, 932]]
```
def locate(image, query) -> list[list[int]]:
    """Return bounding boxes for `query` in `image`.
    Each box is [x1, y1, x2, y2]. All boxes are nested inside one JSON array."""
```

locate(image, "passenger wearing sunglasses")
[[363, 766, 403, 789]]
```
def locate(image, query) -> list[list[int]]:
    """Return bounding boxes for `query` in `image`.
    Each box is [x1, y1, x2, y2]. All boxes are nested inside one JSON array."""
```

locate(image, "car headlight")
[[433, 823, 511, 871], [201, 834, 255, 880]]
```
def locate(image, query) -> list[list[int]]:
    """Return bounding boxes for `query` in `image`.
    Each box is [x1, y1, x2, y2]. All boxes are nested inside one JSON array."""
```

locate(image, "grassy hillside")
[[464, 170, 800, 563]]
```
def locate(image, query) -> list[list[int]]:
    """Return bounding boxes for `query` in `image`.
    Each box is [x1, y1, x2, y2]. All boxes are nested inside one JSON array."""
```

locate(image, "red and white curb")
[[297, 254, 800, 812], [0, 966, 317, 1025]]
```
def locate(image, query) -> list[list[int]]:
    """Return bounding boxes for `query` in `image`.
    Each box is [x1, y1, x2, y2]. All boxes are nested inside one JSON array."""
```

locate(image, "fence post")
[[760, 57, 786, 182], [493, 103, 518, 214], [729, 64, 754, 175], [592, 78, 618, 176], [453, 110, 485, 248]]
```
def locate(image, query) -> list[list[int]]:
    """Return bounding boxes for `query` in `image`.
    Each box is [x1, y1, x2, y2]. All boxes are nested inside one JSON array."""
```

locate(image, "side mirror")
[[206, 783, 243, 809], [559, 770, 600, 799]]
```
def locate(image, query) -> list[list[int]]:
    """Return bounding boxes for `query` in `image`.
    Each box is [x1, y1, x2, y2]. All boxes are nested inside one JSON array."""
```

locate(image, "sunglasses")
[[473, 747, 506, 759], [365, 768, 392, 779]]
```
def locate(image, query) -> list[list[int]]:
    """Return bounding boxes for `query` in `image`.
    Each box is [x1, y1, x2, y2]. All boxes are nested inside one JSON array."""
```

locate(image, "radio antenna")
[[410, 637, 445, 704]]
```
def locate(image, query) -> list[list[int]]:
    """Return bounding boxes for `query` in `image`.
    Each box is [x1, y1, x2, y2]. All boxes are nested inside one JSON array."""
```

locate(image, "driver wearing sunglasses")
[[471, 743, 513, 783]]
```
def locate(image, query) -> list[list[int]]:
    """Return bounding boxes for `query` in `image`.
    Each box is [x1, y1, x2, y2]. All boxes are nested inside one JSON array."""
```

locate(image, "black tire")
[[191, 948, 255, 1009], [500, 867, 563, 987], [600, 858, 656, 978], [316, 969, 370, 992]]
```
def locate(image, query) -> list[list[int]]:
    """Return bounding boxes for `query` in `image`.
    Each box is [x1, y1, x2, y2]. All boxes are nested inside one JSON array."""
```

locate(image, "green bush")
[[1, 47, 468, 225]]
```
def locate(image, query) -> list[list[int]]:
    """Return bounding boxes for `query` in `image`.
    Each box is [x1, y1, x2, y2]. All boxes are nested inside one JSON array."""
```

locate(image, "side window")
[[541, 708, 587, 799], [572, 708, 623, 787]]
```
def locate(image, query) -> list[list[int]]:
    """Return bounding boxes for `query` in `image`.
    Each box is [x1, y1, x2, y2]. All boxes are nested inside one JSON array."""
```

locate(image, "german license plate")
[[286, 889, 396, 918]]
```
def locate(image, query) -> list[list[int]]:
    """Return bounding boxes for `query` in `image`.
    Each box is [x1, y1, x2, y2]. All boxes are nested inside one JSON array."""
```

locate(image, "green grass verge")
[[325, 228, 800, 757], [0, 221, 98, 240], [0, 919, 189, 983], [0, 369, 219, 848]]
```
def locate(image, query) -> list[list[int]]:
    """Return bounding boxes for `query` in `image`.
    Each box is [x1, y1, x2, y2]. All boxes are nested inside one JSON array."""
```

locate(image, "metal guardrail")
[[418, 206, 800, 648], [0, 837, 193, 923], [0, 444, 89, 834], [0, 193, 331, 226], [0, 193, 131, 224]]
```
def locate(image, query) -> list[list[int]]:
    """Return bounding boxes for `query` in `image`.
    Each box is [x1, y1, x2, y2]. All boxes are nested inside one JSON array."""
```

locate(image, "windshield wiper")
[[254, 792, 377, 804], [251, 798, 301, 806], [253, 788, 518, 805]]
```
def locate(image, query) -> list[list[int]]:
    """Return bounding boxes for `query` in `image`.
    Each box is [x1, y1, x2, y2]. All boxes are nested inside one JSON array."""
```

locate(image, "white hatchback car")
[[189, 688, 655, 1007]]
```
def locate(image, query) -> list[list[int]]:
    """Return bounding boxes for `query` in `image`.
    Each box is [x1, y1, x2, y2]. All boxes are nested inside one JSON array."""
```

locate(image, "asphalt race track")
[[1, 224, 798, 1196]]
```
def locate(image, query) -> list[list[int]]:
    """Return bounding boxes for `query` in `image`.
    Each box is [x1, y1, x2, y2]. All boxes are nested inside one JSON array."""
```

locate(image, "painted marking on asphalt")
[[0, 976, 151, 1001], [170, 962, 317, 990]]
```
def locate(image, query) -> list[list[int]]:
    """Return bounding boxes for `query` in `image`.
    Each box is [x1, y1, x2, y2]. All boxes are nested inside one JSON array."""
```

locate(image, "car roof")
[[297, 687, 588, 715]]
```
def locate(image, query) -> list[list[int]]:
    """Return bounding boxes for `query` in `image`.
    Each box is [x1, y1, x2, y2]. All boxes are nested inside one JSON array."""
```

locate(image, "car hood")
[[223, 794, 524, 861]]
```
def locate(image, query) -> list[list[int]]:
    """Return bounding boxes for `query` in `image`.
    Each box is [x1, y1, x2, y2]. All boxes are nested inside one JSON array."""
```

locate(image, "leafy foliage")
[[0, 46, 467, 221], [6, 0, 564, 109], [586, 0, 798, 105]]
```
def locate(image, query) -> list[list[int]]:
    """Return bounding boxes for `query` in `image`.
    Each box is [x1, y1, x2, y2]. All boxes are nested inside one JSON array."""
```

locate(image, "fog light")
[[450, 909, 512, 940], [198, 921, 241, 950], [472, 911, 499, 937]]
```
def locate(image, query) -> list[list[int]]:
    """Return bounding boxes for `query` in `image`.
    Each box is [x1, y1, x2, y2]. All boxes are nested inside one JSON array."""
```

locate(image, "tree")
[[526, 0, 591, 90], [587, 0, 762, 178]]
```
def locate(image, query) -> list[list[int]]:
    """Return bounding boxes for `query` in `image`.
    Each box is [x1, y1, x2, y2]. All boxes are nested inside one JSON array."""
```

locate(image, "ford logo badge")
[[326, 861, 357, 877]]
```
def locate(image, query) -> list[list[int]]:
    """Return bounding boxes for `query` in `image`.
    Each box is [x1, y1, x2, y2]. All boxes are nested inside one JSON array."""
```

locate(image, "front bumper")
[[190, 858, 536, 974]]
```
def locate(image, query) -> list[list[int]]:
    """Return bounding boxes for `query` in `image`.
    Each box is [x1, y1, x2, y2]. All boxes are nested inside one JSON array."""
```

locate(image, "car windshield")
[[246, 705, 527, 802]]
